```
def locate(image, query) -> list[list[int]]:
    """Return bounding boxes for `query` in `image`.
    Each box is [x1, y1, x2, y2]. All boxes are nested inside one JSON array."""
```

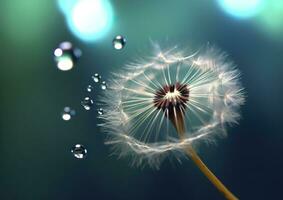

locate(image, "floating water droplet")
[[113, 35, 126, 50], [71, 144, 87, 159], [97, 108, 104, 115], [92, 73, 101, 83], [81, 97, 94, 110], [61, 107, 76, 121], [101, 81, 107, 90], [54, 41, 82, 71], [86, 85, 93, 92]]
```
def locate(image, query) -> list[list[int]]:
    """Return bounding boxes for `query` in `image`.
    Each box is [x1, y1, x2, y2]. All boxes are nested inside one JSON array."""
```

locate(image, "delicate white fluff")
[[98, 45, 245, 168]]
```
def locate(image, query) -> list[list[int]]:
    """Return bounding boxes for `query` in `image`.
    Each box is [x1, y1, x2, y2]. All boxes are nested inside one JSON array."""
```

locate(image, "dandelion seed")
[[98, 45, 244, 200]]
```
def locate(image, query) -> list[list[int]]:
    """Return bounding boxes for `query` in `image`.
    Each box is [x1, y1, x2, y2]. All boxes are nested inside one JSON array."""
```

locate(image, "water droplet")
[[54, 41, 82, 71], [113, 35, 126, 50], [71, 144, 87, 159], [101, 81, 107, 90], [61, 107, 76, 121], [97, 108, 104, 115], [86, 85, 93, 92], [92, 73, 101, 83], [81, 97, 94, 110]]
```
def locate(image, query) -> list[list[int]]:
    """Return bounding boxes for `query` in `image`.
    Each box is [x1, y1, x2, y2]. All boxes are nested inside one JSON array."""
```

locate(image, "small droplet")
[[54, 41, 81, 71], [101, 81, 107, 90], [61, 107, 76, 121], [113, 35, 126, 50], [86, 85, 93, 92], [92, 73, 101, 83], [81, 97, 94, 110], [71, 144, 87, 159], [97, 108, 104, 115]]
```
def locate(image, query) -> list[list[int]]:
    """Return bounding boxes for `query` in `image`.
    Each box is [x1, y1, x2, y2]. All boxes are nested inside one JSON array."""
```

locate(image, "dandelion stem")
[[174, 118, 238, 200], [184, 146, 238, 200]]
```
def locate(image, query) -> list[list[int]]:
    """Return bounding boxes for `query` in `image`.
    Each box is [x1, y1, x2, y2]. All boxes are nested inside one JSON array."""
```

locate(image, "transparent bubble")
[[81, 97, 94, 110], [97, 108, 104, 115], [54, 41, 82, 71], [61, 107, 76, 121], [86, 85, 93, 92], [92, 73, 101, 83], [101, 81, 107, 90], [113, 35, 126, 50], [71, 144, 87, 159]]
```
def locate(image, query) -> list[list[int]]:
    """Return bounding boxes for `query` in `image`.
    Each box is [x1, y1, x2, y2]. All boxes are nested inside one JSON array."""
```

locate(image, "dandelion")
[[99, 45, 245, 200]]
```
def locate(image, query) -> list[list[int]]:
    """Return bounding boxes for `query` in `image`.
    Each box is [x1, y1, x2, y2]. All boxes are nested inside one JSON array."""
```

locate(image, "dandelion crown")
[[99, 45, 244, 200]]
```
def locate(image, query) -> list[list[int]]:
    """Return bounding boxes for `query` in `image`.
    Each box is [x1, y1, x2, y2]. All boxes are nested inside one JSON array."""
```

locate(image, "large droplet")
[[101, 81, 107, 90], [54, 41, 82, 71], [61, 107, 76, 121], [113, 35, 126, 50], [71, 144, 87, 159], [92, 73, 101, 83], [81, 97, 94, 110]]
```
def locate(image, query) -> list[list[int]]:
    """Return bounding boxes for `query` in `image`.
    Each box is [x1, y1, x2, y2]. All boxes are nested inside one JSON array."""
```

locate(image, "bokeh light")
[[2, 0, 52, 44], [217, 0, 263, 19], [62, 0, 113, 42], [255, 0, 283, 39], [57, 0, 77, 15]]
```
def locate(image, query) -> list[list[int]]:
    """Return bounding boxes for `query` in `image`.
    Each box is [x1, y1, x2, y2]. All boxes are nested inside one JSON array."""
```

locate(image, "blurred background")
[[0, 0, 283, 199]]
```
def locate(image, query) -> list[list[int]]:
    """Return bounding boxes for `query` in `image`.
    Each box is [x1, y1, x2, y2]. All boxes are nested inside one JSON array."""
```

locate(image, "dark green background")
[[1, 0, 282, 199]]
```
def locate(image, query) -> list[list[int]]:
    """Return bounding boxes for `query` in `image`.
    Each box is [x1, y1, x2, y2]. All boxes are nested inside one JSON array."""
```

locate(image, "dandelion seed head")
[[99, 45, 245, 168]]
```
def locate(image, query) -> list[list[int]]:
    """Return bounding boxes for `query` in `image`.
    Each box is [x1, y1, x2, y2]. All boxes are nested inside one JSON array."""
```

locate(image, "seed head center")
[[153, 82, 190, 114], [164, 89, 181, 101]]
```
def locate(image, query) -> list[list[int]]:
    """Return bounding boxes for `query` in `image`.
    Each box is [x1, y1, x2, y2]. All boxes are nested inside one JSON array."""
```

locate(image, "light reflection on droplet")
[[54, 41, 81, 71], [61, 107, 76, 121], [54, 48, 63, 57], [113, 35, 126, 50], [101, 81, 107, 90], [97, 108, 103, 115], [71, 144, 87, 159], [86, 85, 93, 92], [92, 73, 101, 83], [81, 97, 94, 110]]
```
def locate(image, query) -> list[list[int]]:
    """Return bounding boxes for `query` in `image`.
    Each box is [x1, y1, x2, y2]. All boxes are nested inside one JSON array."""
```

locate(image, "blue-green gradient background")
[[1, 0, 283, 199]]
